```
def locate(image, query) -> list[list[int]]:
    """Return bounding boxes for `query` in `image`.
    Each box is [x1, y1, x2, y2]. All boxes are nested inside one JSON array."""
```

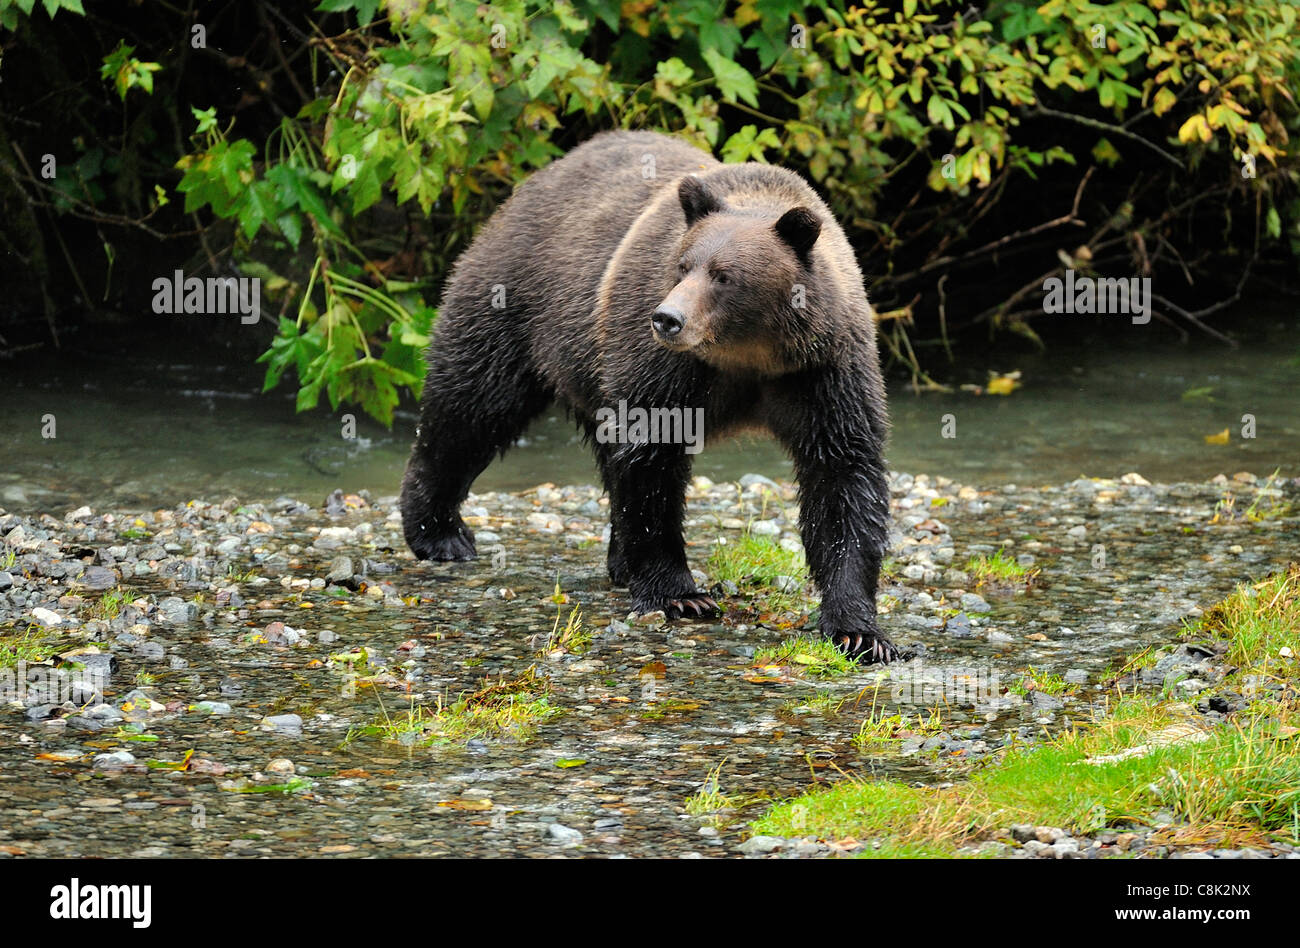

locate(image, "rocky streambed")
[[0, 470, 1296, 858]]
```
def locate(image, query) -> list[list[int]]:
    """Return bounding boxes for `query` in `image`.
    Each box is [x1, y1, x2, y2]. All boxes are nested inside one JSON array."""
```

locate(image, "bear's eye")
[[712, 270, 731, 285], [677, 258, 690, 276]]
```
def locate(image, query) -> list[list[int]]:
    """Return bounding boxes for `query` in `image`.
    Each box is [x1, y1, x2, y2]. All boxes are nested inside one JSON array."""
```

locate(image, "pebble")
[[546, 824, 584, 845]]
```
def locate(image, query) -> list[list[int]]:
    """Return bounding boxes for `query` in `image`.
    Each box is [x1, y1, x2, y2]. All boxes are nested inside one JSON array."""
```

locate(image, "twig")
[[1028, 106, 1185, 170]]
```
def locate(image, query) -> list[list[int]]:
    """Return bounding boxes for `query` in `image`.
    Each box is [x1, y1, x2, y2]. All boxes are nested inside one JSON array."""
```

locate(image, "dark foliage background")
[[1, 0, 1296, 421]]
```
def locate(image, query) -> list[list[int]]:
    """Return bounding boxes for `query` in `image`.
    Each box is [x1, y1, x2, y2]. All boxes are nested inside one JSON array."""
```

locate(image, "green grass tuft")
[[964, 548, 1038, 586], [754, 634, 858, 679]]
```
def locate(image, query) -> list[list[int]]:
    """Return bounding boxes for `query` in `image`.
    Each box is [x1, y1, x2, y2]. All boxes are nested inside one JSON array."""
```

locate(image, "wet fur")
[[401, 130, 895, 663]]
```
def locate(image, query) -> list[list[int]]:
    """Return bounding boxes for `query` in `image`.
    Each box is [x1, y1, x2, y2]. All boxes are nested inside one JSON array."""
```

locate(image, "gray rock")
[[944, 612, 974, 637], [326, 556, 355, 585], [156, 596, 196, 625], [960, 592, 991, 613], [1029, 690, 1064, 711], [93, 751, 136, 770], [546, 824, 584, 845], [134, 641, 165, 661], [264, 713, 303, 734], [76, 566, 117, 591], [738, 835, 785, 855]]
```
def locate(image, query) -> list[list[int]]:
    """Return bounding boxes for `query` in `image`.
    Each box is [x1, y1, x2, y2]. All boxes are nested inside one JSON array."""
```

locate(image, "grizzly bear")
[[401, 130, 895, 663]]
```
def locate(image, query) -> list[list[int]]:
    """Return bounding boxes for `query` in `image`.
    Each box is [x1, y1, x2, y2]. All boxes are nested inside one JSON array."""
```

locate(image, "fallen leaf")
[[1204, 428, 1230, 445], [555, 758, 587, 768], [438, 798, 493, 811], [986, 371, 1021, 396]]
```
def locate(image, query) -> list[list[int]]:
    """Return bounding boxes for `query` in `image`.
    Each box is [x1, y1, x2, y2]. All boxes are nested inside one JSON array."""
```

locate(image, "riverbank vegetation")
[[752, 564, 1300, 856]]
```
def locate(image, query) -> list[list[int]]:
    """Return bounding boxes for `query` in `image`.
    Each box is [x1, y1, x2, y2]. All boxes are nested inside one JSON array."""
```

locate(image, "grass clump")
[[1194, 564, 1300, 685], [684, 760, 741, 815], [684, 760, 772, 827], [782, 690, 844, 715], [0, 622, 61, 669], [754, 634, 859, 679], [852, 703, 946, 749], [707, 532, 808, 613], [1009, 666, 1077, 697], [538, 604, 590, 656], [347, 667, 560, 748], [964, 548, 1038, 586], [92, 587, 139, 620]]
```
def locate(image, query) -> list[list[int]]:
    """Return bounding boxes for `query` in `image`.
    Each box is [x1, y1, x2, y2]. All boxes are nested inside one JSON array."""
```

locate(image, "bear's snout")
[[651, 304, 685, 339]]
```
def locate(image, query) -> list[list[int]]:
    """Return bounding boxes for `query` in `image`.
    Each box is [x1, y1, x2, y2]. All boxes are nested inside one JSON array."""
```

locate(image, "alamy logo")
[[594, 400, 704, 454], [1042, 269, 1151, 325], [49, 878, 151, 928], [151, 270, 260, 324], [0, 660, 108, 705]]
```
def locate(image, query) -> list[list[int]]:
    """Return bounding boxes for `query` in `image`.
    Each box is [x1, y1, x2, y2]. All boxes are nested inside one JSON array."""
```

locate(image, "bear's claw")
[[663, 593, 720, 620], [831, 629, 898, 665]]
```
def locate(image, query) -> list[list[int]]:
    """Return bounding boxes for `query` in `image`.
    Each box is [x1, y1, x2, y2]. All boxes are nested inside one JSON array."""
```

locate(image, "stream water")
[[2, 302, 1298, 513]]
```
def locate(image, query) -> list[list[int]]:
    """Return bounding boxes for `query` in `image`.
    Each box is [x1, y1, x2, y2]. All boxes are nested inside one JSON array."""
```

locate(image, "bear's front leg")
[[772, 369, 897, 664], [606, 442, 718, 619]]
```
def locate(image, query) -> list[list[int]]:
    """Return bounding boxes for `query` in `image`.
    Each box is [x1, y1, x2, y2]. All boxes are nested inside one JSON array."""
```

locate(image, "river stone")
[[31, 607, 63, 627], [738, 835, 785, 854], [1030, 690, 1064, 711], [546, 824, 583, 845], [76, 566, 117, 591], [263, 713, 303, 734], [156, 596, 196, 624], [93, 751, 136, 770]]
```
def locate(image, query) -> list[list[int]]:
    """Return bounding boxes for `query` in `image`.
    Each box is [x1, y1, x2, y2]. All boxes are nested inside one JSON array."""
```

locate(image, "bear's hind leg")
[[401, 338, 550, 562]]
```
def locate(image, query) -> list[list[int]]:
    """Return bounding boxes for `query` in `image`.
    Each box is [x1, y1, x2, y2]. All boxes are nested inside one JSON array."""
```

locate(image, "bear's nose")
[[652, 305, 684, 337]]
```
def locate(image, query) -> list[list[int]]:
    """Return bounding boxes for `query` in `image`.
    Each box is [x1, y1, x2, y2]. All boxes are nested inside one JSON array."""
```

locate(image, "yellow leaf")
[[1178, 114, 1212, 144], [1152, 87, 1177, 117], [438, 798, 492, 811], [986, 372, 1021, 396], [733, 0, 761, 27], [1204, 428, 1230, 445]]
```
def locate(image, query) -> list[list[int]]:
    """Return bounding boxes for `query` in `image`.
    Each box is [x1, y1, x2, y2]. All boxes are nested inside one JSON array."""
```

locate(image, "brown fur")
[[401, 130, 896, 663]]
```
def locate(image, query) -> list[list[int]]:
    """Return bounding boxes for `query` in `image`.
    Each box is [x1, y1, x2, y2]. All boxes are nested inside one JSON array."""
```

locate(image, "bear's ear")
[[679, 176, 722, 227], [774, 206, 821, 266]]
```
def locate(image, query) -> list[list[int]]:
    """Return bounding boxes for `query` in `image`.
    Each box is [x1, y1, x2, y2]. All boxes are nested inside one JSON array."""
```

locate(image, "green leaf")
[[702, 47, 758, 107]]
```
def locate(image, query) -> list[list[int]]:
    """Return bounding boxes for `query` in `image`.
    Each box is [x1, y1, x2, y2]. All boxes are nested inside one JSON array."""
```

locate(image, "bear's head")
[[651, 175, 822, 375]]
